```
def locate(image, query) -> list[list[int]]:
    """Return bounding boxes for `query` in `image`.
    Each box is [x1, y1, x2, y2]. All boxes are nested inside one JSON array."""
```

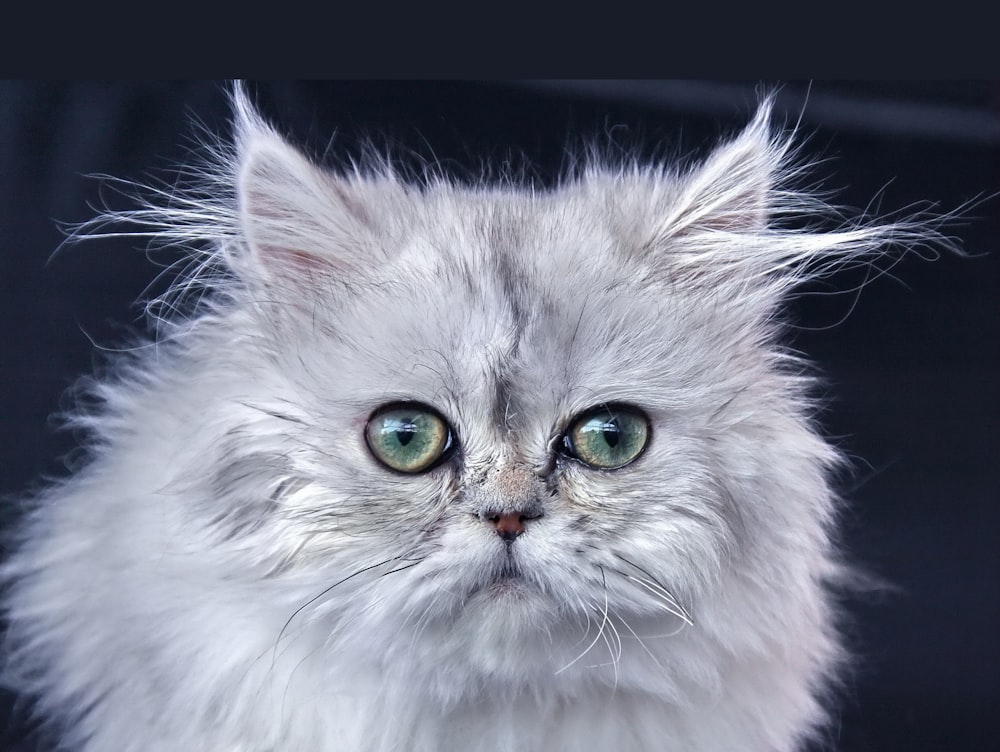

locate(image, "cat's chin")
[[467, 574, 539, 607], [446, 590, 560, 667], [452, 563, 558, 624]]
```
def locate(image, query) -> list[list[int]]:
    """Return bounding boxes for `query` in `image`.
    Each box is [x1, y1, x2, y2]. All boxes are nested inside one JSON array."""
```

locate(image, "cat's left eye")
[[562, 405, 650, 470], [365, 403, 454, 473]]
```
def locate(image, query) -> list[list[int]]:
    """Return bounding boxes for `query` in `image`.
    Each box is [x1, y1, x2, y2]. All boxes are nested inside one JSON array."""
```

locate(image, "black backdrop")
[[1, 80, 997, 751]]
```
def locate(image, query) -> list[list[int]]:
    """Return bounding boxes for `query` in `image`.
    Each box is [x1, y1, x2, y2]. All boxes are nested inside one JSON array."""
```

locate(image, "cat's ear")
[[639, 100, 915, 304], [231, 86, 376, 286], [657, 100, 786, 240]]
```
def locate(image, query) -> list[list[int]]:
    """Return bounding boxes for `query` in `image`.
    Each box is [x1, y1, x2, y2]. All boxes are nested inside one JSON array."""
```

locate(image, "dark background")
[[1, 81, 997, 750]]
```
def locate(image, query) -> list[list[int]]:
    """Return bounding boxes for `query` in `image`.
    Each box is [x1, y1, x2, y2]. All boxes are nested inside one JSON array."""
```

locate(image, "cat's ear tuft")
[[230, 85, 373, 286], [659, 98, 788, 239]]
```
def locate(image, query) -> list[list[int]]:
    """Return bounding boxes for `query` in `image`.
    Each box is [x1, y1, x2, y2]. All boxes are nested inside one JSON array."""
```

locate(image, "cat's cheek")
[[545, 461, 733, 604]]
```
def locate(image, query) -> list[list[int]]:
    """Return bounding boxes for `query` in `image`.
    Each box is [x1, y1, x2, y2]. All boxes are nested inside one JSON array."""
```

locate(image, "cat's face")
[[237, 174, 784, 621], [203, 98, 842, 681], [272, 197, 735, 619]]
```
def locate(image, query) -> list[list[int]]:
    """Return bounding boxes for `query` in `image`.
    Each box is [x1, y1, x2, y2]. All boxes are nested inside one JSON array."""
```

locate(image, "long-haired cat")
[[1, 86, 940, 751]]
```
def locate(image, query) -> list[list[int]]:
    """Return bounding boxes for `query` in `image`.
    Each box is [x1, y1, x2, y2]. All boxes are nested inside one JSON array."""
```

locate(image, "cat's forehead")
[[334, 192, 666, 422], [415, 186, 617, 274], [397, 188, 628, 332]]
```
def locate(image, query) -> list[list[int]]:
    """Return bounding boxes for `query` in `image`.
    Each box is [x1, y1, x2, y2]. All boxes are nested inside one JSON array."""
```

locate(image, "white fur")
[[2, 88, 939, 751]]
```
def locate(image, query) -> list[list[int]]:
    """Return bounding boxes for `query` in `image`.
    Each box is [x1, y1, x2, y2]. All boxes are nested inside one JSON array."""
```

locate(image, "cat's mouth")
[[494, 559, 522, 582], [470, 557, 532, 598]]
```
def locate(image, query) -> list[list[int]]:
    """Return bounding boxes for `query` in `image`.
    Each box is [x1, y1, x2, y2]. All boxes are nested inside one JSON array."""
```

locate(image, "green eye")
[[563, 405, 650, 470], [365, 403, 453, 473]]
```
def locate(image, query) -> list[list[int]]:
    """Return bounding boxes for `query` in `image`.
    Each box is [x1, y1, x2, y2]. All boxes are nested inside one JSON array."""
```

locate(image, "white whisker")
[[622, 574, 695, 626], [556, 571, 615, 676], [614, 611, 668, 672]]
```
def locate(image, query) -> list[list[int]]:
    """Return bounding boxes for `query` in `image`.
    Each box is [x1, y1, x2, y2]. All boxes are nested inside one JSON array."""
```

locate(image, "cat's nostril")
[[485, 510, 542, 541], [491, 513, 525, 540]]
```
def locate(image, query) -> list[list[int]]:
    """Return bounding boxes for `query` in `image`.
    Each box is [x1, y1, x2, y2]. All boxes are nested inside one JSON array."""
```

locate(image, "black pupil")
[[395, 420, 416, 446], [601, 418, 620, 448]]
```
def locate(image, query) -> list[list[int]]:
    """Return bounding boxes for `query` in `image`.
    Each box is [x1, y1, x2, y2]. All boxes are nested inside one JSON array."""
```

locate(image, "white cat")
[[2, 87, 937, 751]]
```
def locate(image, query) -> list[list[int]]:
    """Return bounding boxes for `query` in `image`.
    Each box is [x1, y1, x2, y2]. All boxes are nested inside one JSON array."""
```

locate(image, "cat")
[[1, 86, 939, 752]]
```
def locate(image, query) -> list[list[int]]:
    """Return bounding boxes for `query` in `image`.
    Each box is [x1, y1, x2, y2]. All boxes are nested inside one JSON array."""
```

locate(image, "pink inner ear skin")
[[271, 247, 330, 273]]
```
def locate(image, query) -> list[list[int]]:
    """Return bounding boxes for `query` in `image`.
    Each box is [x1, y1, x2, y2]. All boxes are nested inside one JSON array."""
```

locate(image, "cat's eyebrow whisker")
[[235, 400, 308, 425]]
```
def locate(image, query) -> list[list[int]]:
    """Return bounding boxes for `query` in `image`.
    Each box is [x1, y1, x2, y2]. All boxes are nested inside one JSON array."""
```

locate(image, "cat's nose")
[[473, 462, 545, 540], [484, 510, 543, 541]]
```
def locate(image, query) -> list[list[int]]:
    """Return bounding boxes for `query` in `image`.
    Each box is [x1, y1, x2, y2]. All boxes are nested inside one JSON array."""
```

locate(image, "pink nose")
[[489, 513, 527, 540]]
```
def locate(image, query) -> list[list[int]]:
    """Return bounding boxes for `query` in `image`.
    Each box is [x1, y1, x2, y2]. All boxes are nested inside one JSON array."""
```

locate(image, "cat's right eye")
[[365, 403, 454, 473], [561, 404, 650, 470]]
